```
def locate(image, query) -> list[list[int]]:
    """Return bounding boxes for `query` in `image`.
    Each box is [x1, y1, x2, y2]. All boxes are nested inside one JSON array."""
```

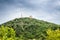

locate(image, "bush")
[[46, 28, 60, 40], [0, 26, 15, 40]]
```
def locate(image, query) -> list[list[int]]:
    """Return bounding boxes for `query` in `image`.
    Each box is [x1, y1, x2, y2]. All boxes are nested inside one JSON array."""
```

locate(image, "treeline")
[[0, 17, 60, 40]]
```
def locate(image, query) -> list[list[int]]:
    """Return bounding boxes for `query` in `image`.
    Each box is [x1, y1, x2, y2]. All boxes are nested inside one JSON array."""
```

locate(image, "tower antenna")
[[21, 13, 22, 18], [20, 8, 23, 18]]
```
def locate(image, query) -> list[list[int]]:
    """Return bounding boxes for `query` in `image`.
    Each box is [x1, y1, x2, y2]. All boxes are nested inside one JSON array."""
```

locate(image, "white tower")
[[21, 13, 22, 18]]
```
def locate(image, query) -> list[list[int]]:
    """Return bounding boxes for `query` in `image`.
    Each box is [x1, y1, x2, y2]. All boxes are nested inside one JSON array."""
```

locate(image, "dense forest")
[[0, 17, 60, 40]]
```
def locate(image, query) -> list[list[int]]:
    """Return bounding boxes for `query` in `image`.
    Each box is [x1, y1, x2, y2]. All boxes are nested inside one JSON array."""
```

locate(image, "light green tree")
[[0, 26, 15, 40], [46, 29, 60, 40]]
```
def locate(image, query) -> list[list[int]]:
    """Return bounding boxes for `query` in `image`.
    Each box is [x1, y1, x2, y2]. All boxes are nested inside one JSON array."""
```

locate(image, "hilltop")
[[0, 17, 60, 39]]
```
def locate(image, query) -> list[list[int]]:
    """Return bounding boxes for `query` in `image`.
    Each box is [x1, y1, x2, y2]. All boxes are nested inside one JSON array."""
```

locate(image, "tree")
[[0, 26, 15, 40], [46, 28, 60, 40]]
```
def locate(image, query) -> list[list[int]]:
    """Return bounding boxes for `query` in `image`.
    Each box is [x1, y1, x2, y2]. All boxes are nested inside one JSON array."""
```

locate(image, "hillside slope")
[[0, 17, 60, 39], [1, 17, 59, 28]]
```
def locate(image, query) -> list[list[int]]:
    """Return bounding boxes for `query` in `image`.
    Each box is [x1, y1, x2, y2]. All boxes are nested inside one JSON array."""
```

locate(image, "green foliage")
[[0, 17, 60, 40], [46, 29, 60, 40], [0, 26, 15, 40]]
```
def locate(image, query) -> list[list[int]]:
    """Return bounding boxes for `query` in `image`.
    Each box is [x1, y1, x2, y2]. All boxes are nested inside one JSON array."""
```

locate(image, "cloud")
[[0, 0, 60, 24]]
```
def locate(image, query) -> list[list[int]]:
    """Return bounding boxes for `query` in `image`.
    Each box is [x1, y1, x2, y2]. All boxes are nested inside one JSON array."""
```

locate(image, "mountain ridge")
[[0, 17, 60, 39], [0, 17, 59, 25]]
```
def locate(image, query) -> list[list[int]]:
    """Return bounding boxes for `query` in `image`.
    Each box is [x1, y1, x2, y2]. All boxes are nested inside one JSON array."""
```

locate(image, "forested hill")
[[1, 17, 59, 28], [0, 17, 60, 40]]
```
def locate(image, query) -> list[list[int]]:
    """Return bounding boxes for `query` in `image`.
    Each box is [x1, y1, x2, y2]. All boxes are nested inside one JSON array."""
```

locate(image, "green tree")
[[46, 29, 60, 40], [0, 26, 15, 40]]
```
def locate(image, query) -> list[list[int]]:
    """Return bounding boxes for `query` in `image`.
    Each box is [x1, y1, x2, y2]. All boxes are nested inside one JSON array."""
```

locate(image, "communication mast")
[[21, 13, 23, 18]]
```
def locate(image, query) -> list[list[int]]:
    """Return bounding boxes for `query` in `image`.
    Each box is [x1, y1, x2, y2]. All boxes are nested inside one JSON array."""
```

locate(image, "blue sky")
[[0, 0, 60, 24]]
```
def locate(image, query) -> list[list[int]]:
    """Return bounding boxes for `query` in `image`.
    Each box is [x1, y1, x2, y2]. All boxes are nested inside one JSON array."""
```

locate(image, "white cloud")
[[0, 0, 60, 24]]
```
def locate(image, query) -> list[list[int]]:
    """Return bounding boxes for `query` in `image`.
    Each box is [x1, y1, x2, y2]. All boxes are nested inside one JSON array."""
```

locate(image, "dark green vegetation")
[[0, 17, 60, 40]]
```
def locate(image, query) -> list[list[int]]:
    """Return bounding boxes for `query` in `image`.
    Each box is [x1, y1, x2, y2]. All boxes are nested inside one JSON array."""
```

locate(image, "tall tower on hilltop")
[[21, 13, 23, 18]]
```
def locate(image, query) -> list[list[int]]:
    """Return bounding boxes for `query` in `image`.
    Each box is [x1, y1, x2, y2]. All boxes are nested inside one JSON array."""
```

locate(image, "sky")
[[0, 0, 60, 24]]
